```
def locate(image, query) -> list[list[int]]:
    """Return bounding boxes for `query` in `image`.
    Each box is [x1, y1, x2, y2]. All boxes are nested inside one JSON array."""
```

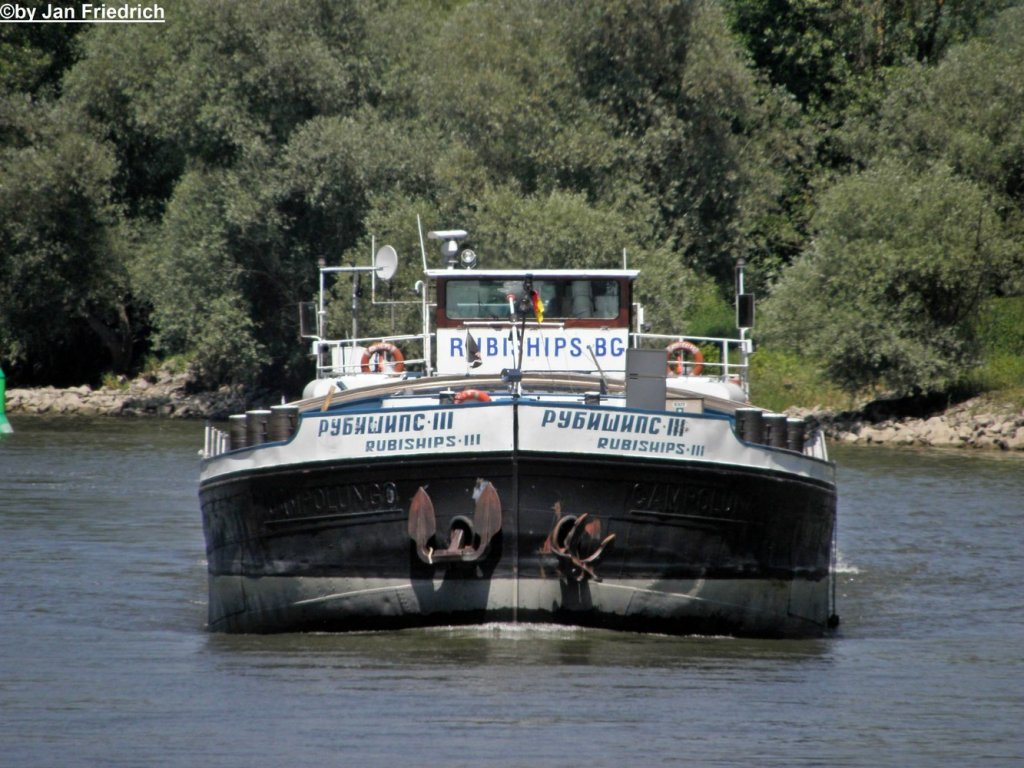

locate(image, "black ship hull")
[[200, 447, 836, 637]]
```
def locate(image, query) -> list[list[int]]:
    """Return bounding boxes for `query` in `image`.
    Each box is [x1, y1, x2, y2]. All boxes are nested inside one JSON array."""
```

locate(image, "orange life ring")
[[361, 342, 405, 373], [453, 389, 492, 404], [666, 341, 704, 376]]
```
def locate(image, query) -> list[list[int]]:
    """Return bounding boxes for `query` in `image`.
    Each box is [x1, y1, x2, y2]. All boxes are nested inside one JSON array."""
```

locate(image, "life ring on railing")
[[361, 342, 405, 373], [666, 340, 704, 376], [454, 389, 492, 404]]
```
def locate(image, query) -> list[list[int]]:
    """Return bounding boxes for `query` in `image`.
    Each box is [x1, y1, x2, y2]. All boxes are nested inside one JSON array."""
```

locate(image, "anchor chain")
[[548, 512, 615, 582]]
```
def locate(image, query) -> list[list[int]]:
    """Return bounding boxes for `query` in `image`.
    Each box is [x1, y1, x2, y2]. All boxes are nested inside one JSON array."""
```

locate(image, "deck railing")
[[312, 334, 426, 379], [631, 332, 752, 393], [311, 331, 751, 385]]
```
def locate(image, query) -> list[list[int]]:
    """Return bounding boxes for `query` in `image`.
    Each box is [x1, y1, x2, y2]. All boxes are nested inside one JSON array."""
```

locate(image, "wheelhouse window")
[[444, 279, 620, 320]]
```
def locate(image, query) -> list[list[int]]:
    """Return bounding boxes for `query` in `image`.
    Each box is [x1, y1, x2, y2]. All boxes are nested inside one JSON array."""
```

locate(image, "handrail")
[[312, 334, 426, 378], [631, 331, 751, 397], [310, 329, 751, 398]]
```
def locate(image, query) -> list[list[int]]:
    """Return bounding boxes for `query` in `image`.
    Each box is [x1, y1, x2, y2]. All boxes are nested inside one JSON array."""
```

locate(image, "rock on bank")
[[5, 367, 253, 420], [803, 396, 1024, 451]]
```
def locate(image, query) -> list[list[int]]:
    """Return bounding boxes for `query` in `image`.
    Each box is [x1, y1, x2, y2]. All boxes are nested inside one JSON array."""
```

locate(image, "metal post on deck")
[[735, 257, 755, 399]]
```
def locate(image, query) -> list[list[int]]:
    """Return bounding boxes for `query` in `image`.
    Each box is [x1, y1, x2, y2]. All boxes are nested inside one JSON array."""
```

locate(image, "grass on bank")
[[100, 354, 193, 391], [747, 349, 853, 413], [966, 296, 1024, 396]]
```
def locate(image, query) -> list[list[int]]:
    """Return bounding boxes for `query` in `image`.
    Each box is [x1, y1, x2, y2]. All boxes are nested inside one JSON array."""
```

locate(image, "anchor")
[[545, 511, 616, 582], [408, 479, 502, 565]]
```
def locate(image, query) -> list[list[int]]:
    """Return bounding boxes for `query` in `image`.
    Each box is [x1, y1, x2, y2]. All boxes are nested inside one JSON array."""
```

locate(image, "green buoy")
[[0, 366, 12, 434]]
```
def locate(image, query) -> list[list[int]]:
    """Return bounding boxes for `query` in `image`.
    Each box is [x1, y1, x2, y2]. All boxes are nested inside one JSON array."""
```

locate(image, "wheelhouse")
[[427, 269, 638, 376], [433, 271, 633, 327]]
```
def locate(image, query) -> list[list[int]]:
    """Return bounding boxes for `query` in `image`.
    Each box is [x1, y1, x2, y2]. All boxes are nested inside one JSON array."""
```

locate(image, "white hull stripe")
[[202, 402, 834, 486]]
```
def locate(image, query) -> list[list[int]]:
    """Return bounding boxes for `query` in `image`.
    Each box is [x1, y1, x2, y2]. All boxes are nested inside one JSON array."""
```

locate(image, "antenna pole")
[[351, 268, 359, 342], [370, 235, 377, 303], [417, 215, 428, 273]]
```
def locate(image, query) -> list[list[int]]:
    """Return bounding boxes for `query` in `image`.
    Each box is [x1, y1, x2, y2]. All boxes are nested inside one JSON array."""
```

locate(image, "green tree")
[[844, 6, 1024, 208], [725, 0, 1017, 289], [66, 0, 374, 166], [761, 160, 1016, 396], [61, 22, 185, 220], [0, 10, 81, 97], [0, 103, 136, 385], [278, 110, 438, 263], [131, 169, 266, 388], [57, 0, 380, 388], [726, 0, 1010, 109], [570, 0, 798, 284], [413, 0, 621, 199]]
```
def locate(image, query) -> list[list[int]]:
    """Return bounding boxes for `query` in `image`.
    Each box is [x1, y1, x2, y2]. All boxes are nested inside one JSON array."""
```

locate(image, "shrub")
[[760, 160, 1017, 397]]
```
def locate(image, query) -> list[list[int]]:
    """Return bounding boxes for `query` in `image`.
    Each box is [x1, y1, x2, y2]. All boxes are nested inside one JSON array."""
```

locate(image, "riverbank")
[[5, 370, 1024, 451], [3, 366, 252, 420], [795, 394, 1024, 451]]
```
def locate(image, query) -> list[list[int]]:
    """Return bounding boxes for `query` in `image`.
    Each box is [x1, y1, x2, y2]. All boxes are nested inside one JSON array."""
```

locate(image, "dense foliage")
[[1, 0, 1022, 399]]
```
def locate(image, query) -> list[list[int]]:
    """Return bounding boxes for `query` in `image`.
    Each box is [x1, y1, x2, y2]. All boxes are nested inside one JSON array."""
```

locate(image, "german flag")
[[530, 290, 544, 323]]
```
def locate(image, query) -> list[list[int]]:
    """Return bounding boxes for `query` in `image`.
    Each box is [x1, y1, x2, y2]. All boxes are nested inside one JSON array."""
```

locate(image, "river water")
[[1, 416, 1021, 767]]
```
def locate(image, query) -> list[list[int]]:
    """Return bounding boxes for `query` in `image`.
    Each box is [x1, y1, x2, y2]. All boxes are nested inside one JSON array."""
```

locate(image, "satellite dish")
[[374, 245, 398, 281]]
